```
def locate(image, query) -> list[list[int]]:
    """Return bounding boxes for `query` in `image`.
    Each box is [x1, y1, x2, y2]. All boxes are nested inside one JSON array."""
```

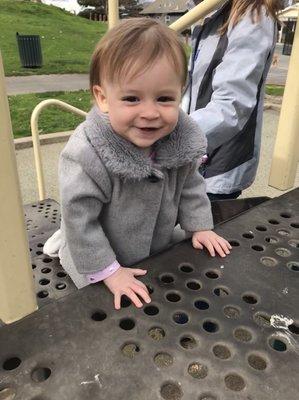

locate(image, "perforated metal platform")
[[0, 189, 298, 400], [24, 199, 76, 306], [23, 197, 270, 307]]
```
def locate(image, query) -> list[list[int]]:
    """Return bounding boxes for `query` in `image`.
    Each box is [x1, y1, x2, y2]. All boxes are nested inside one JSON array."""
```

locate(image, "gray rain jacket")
[[58, 107, 213, 288], [182, 0, 276, 194]]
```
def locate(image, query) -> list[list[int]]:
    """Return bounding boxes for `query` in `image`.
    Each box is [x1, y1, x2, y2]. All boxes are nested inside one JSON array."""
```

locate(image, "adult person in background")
[[182, 0, 281, 200]]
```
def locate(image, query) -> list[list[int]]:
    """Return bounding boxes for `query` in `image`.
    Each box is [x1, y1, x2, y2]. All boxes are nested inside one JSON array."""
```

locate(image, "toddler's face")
[[93, 56, 182, 149]]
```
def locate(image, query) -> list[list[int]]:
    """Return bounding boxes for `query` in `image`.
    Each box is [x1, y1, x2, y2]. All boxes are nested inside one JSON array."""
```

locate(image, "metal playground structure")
[[0, 1, 298, 399]]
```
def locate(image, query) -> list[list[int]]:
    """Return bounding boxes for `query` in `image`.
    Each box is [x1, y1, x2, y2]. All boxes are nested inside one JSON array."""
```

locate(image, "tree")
[[78, 0, 107, 20], [119, 0, 142, 18], [78, 0, 105, 6], [77, 0, 142, 19]]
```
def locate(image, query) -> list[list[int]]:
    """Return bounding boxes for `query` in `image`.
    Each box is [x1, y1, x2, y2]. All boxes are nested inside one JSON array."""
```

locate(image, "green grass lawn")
[[9, 84, 284, 139], [265, 85, 284, 96], [0, 0, 107, 76], [9, 90, 92, 138]]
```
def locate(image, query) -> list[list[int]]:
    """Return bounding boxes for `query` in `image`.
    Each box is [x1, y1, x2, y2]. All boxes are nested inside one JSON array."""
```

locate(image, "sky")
[[42, 0, 83, 14], [42, 0, 155, 14]]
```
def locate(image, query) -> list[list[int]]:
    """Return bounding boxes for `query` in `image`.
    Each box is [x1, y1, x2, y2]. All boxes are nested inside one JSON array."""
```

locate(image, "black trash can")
[[282, 19, 297, 56], [16, 32, 43, 68]]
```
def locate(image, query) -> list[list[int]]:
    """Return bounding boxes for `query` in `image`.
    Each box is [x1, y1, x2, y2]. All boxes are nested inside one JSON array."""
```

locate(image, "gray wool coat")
[[58, 106, 213, 288]]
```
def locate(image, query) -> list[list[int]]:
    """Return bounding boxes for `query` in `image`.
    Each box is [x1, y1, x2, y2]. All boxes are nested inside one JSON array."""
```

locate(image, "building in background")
[[140, 0, 190, 43], [279, 1, 299, 27], [141, 0, 188, 25]]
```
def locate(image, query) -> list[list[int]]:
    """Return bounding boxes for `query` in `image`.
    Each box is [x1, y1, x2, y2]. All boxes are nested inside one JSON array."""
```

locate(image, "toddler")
[[44, 18, 231, 309]]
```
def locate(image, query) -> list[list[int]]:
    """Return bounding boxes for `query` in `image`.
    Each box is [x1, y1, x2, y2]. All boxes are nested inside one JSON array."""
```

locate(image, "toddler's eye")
[[158, 96, 175, 102], [122, 96, 139, 102]]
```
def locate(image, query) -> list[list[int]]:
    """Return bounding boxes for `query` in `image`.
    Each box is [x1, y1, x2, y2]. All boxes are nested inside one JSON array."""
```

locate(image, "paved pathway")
[[6, 73, 89, 95], [267, 44, 289, 86], [5, 45, 290, 95]]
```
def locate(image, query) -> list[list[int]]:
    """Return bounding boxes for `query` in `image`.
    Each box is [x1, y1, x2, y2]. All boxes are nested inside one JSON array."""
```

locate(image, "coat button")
[[148, 174, 159, 183]]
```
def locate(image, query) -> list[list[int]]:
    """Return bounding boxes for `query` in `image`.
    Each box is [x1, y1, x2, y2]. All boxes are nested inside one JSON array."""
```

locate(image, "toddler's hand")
[[104, 266, 151, 310], [192, 230, 232, 258]]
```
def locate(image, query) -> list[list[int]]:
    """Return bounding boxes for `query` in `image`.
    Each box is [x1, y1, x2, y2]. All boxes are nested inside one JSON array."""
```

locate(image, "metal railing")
[[0, 52, 37, 323], [30, 99, 87, 200], [170, 0, 227, 32]]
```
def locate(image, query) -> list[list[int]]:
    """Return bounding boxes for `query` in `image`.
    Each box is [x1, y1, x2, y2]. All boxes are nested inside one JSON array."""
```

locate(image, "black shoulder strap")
[[194, 1, 232, 110], [191, 0, 232, 74]]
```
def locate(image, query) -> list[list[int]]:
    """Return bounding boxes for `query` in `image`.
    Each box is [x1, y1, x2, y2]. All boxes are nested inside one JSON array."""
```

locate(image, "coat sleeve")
[[190, 9, 275, 151], [59, 137, 116, 274], [178, 161, 214, 232]]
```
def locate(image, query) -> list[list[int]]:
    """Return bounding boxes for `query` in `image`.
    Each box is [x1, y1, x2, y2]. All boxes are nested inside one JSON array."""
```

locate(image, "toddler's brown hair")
[[90, 18, 188, 92]]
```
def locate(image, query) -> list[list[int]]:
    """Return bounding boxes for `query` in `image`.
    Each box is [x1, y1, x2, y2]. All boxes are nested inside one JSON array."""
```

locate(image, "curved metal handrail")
[[170, 0, 227, 32], [30, 99, 87, 201]]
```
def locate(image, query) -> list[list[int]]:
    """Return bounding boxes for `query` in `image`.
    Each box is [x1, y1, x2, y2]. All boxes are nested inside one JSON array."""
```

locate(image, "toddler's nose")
[[140, 103, 160, 120]]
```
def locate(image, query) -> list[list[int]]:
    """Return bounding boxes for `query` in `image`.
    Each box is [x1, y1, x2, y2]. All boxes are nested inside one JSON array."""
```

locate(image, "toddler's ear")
[[93, 85, 109, 113]]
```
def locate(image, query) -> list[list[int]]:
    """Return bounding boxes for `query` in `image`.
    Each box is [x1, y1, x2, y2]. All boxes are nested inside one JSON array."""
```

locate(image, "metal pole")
[[0, 52, 37, 324], [30, 99, 87, 201], [170, 0, 228, 32], [269, 17, 299, 190], [108, 0, 119, 30]]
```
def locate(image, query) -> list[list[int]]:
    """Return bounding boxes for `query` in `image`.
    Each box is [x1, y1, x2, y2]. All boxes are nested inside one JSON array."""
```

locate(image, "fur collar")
[[83, 106, 206, 180]]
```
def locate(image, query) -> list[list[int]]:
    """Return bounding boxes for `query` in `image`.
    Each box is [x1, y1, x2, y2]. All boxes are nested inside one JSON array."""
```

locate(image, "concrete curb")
[[263, 103, 281, 112], [14, 130, 73, 150]]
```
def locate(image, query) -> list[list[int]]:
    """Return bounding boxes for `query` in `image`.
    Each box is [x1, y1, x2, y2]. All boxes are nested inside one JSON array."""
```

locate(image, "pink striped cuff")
[[86, 260, 121, 283]]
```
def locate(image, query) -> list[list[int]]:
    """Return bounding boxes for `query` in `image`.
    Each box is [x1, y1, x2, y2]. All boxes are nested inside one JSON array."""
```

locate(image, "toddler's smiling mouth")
[[137, 127, 161, 132]]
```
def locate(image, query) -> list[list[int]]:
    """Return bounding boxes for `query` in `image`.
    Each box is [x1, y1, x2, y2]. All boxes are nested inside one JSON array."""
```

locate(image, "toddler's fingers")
[[114, 292, 121, 310], [131, 283, 151, 304], [192, 237, 203, 250], [211, 239, 226, 258], [226, 239, 232, 250], [194, 242, 204, 250], [217, 238, 231, 254], [125, 288, 143, 308], [217, 237, 232, 250], [132, 268, 147, 276], [134, 279, 149, 293], [204, 240, 215, 257]]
